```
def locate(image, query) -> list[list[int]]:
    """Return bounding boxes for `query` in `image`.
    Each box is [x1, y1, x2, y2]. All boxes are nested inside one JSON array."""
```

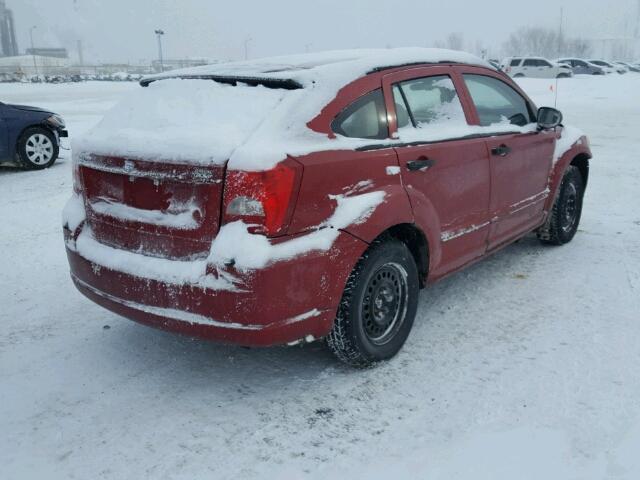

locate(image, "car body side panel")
[[288, 149, 419, 284], [0, 105, 9, 159]]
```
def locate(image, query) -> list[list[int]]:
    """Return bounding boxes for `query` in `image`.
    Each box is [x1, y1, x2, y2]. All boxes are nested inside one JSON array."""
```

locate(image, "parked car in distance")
[[63, 49, 591, 366], [488, 59, 502, 70], [588, 60, 626, 74], [0, 102, 68, 169], [502, 57, 573, 78], [614, 61, 640, 73], [556, 58, 605, 75]]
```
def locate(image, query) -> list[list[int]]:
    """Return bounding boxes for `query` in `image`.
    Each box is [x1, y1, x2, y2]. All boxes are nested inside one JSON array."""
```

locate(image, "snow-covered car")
[[588, 60, 625, 74], [502, 57, 573, 78], [0, 101, 68, 169], [613, 61, 640, 73], [63, 48, 592, 366], [556, 58, 605, 75]]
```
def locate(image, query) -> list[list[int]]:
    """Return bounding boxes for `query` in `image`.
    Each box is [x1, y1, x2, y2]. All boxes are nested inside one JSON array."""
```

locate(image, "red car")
[[63, 49, 591, 366]]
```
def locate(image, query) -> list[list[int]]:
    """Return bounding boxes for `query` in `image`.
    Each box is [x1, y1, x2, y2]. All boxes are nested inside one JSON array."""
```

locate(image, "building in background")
[[0, 0, 19, 57], [25, 48, 69, 59]]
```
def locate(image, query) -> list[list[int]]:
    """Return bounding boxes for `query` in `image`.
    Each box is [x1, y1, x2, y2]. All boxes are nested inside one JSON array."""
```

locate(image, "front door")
[[383, 67, 492, 278], [458, 70, 556, 250]]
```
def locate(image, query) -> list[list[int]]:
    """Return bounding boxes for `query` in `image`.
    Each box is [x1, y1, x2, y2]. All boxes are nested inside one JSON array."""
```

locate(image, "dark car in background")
[[556, 58, 605, 75], [0, 102, 68, 169]]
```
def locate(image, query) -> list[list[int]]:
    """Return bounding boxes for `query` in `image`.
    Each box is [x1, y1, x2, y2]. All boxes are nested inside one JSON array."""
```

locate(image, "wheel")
[[327, 238, 420, 367], [514, 73, 525, 78], [537, 166, 584, 245], [556, 73, 570, 78], [16, 127, 59, 170]]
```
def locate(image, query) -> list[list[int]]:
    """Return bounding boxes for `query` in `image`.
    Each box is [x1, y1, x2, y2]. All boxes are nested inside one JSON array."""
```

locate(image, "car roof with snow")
[[76, 48, 497, 173], [140, 48, 493, 89]]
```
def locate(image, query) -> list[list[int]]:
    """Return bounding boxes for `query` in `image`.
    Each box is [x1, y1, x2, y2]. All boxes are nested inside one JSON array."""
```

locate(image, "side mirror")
[[537, 107, 563, 130]]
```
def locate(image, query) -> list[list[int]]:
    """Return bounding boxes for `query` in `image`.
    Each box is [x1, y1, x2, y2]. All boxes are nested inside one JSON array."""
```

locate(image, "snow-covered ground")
[[1, 75, 640, 479]]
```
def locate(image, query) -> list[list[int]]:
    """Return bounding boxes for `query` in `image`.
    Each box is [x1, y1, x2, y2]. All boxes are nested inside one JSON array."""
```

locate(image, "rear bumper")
[[65, 225, 366, 346]]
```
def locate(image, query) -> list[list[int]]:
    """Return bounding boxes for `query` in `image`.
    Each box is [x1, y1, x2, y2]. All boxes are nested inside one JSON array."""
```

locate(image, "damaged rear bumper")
[[64, 225, 366, 346]]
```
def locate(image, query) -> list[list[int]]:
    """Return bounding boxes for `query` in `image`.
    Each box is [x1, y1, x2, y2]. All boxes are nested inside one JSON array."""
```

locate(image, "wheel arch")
[[570, 153, 590, 189], [373, 223, 430, 288]]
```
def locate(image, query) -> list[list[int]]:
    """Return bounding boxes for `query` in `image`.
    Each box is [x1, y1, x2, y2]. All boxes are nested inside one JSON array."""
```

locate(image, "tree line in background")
[[435, 27, 593, 60]]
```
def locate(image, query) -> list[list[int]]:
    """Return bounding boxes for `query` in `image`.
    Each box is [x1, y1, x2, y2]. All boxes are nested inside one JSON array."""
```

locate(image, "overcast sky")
[[7, 0, 640, 64]]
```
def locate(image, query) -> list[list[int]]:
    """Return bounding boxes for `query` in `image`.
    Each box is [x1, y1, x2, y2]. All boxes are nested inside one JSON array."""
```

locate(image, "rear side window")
[[463, 74, 534, 127], [392, 76, 467, 129], [332, 89, 388, 140], [510, 59, 522, 66]]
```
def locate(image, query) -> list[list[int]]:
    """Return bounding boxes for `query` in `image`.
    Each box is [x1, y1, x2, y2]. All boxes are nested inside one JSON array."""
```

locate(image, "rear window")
[[332, 89, 388, 140]]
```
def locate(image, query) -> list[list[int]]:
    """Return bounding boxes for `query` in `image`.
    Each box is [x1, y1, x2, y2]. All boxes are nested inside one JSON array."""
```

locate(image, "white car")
[[502, 57, 573, 79], [588, 60, 626, 74]]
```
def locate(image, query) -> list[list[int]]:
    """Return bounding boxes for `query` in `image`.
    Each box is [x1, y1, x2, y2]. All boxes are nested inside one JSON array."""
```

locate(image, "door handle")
[[491, 144, 511, 157], [406, 157, 435, 171]]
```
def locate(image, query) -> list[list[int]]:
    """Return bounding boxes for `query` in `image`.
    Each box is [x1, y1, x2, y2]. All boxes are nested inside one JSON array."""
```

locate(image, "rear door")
[[456, 68, 556, 250], [521, 58, 539, 77], [383, 67, 492, 277]]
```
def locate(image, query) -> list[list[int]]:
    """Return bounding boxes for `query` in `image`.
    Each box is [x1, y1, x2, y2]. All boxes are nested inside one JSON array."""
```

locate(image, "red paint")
[[65, 62, 591, 346]]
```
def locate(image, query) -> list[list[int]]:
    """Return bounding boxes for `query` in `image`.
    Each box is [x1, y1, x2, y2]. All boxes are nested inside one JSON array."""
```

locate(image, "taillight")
[[223, 160, 300, 236]]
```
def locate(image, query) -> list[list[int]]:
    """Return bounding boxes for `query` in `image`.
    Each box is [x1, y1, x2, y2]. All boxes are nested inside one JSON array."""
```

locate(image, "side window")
[[463, 74, 534, 127], [332, 89, 388, 140], [393, 75, 466, 129], [540, 60, 553, 68], [510, 59, 521, 67], [523, 59, 537, 67]]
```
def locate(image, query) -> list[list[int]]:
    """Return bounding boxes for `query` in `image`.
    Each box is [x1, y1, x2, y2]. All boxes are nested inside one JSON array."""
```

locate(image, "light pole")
[[29, 26, 39, 78], [244, 36, 252, 60], [155, 29, 165, 72]]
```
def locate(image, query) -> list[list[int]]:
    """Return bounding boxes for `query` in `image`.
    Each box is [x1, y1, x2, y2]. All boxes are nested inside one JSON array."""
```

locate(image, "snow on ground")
[[1, 75, 640, 479]]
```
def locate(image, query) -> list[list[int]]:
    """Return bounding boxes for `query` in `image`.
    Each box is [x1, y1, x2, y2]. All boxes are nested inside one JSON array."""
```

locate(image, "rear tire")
[[327, 238, 420, 367], [514, 73, 525, 78], [16, 127, 59, 170], [537, 166, 584, 245]]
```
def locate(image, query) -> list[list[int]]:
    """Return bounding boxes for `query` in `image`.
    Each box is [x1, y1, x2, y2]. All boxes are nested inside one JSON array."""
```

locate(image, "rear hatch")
[[73, 76, 301, 260], [79, 155, 224, 259]]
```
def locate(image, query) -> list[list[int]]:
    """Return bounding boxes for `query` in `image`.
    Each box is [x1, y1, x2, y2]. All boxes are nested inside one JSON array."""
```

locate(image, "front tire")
[[327, 238, 420, 367], [16, 127, 59, 170], [538, 165, 584, 245]]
